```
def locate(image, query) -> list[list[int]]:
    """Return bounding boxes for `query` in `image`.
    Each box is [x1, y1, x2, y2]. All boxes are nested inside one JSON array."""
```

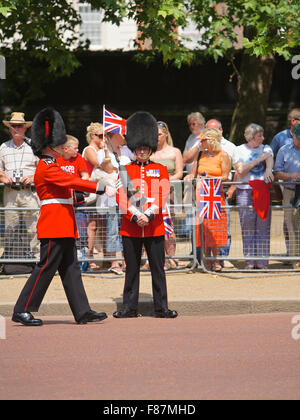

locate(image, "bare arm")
[[0, 170, 13, 184], [275, 171, 300, 181], [99, 138, 115, 174], [170, 148, 183, 181], [264, 154, 274, 183], [84, 147, 100, 168], [183, 142, 201, 164], [220, 151, 231, 181], [235, 151, 273, 177]]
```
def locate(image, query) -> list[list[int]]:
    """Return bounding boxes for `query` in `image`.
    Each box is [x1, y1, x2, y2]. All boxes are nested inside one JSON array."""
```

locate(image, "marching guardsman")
[[113, 111, 178, 318], [12, 107, 115, 326]]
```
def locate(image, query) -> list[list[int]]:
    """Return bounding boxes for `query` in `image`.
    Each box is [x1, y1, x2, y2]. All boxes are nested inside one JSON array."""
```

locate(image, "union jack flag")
[[163, 205, 174, 235], [103, 107, 127, 135], [197, 177, 222, 220]]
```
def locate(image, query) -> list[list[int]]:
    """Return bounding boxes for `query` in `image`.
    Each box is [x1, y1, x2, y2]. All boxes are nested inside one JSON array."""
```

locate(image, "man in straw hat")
[[113, 111, 178, 318], [0, 112, 40, 261], [12, 107, 116, 326]]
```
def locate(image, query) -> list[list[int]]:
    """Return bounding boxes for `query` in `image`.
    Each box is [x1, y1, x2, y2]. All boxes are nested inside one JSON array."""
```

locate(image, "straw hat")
[[2, 112, 32, 128]]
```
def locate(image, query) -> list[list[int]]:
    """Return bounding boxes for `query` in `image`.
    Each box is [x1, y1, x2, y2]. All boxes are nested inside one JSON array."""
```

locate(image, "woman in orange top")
[[186, 128, 230, 271]]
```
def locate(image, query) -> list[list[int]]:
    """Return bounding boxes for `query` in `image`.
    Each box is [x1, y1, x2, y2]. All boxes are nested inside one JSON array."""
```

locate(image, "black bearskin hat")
[[125, 111, 158, 153], [30, 107, 66, 156]]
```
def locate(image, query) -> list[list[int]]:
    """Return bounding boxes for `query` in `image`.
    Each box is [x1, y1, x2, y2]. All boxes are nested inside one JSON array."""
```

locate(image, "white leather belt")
[[40, 198, 73, 206]]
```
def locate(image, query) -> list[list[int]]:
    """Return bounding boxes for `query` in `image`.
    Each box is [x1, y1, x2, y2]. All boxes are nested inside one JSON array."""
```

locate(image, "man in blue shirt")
[[274, 124, 300, 269], [271, 109, 300, 263], [270, 108, 300, 157]]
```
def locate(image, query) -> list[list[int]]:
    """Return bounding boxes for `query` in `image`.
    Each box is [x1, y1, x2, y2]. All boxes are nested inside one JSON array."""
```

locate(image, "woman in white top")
[[233, 123, 274, 269], [82, 122, 106, 270], [96, 132, 133, 274]]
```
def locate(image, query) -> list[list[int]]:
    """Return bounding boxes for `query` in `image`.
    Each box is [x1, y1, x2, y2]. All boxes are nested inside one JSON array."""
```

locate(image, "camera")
[[12, 169, 23, 186]]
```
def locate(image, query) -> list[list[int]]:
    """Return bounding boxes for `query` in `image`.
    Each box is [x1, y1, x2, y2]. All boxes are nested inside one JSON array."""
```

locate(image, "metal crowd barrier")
[[0, 179, 197, 276], [1, 180, 300, 278], [198, 180, 300, 278]]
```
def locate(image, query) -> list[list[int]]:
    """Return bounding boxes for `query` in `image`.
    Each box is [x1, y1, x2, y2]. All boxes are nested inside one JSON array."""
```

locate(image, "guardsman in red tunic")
[[12, 108, 115, 326], [113, 111, 178, 318]]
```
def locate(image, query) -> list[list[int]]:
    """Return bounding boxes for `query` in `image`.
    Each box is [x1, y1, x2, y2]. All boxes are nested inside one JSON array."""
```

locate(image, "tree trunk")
[[229, 54, 276, 144]]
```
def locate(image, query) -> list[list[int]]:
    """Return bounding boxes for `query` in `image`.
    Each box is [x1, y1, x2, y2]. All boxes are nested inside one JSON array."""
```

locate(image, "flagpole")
[[103, 104, 105, 131]]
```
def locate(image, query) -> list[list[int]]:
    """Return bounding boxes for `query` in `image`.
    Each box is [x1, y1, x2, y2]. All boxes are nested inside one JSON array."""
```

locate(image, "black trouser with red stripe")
[[122, 235, 168, 313], [14, 238, 90, 322]]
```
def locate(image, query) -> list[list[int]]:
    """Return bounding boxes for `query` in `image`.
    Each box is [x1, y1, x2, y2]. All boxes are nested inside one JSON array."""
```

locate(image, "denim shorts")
[[105, 211, 122, 253]]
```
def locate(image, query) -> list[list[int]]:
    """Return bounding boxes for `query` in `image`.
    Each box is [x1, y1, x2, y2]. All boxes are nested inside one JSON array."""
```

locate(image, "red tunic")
[[34, 156, 99, 239], [117, 160, 170, 238]]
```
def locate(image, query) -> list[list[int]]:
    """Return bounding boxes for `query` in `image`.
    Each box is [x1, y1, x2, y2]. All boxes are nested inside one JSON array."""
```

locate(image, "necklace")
[[204, 151, 216, 158]]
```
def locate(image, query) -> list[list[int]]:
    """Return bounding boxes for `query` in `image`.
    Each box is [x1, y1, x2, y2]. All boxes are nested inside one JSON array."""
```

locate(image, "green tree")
[[0, 0, 87, 105], [0, 0, 16, 16], [91, 0, 300, 142], [1, 0, 299, 139]]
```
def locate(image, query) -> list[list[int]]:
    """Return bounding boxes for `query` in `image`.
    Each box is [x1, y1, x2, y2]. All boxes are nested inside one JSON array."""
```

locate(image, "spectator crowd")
[[1, 108, 300, 273]]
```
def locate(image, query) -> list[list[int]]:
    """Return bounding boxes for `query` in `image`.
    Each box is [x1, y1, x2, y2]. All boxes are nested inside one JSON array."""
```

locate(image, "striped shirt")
[[0, 139, 39, 178]]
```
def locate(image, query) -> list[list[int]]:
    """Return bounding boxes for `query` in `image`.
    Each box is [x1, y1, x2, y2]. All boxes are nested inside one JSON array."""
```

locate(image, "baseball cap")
[[293, 124, 300, 140]]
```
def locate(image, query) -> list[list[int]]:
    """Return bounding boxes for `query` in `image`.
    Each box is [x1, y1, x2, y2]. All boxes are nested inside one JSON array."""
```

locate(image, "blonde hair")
[[157, 121, 174, 146], [65, 134, 79, 147], [198, 127, 222, 152], [86, 122, 103, 144]]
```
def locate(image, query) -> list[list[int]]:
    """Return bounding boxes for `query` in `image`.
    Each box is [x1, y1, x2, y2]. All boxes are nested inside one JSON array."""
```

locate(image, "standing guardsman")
[[12, 107, 116, 326], [113, 111, 178, 318]]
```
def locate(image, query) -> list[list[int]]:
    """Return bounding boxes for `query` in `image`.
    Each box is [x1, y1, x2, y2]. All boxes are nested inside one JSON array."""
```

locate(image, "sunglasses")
[[94, 133, 104, 138], [157, 122, 167, 128], [10, 124, 25, 128]]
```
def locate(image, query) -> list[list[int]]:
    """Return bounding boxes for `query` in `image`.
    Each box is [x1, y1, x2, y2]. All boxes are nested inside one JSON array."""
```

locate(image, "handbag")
[[270, 182, 283, 202]]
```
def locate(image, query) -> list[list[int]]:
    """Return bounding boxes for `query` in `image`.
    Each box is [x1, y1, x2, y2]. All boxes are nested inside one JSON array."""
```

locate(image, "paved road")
[[1, 313, 300, 400]]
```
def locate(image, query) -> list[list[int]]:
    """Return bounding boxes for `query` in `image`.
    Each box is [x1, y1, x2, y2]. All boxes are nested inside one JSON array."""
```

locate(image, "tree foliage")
[[0, 0, 16, 16], [92, 0, 300, 65], [1, 0, 299, 124], [91, 0, 299, 140], [0, 0, 87, 105]]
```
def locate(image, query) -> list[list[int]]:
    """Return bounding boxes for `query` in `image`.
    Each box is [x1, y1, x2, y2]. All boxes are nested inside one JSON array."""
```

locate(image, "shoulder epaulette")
[[40, 155, 56, 165], [43, 158, 56, 165]]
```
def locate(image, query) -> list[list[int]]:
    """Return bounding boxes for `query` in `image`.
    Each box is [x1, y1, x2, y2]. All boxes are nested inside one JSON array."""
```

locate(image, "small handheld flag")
[[163, 204, 174, 236], [197, 177, 222, 220], [103, 106, 127, 135]]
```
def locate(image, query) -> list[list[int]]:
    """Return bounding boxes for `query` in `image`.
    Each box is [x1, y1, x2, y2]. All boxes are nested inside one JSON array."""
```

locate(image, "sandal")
[[108, 266, 123, 275], [88, 262, 101, 271], [168, 259, 177, 269]]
